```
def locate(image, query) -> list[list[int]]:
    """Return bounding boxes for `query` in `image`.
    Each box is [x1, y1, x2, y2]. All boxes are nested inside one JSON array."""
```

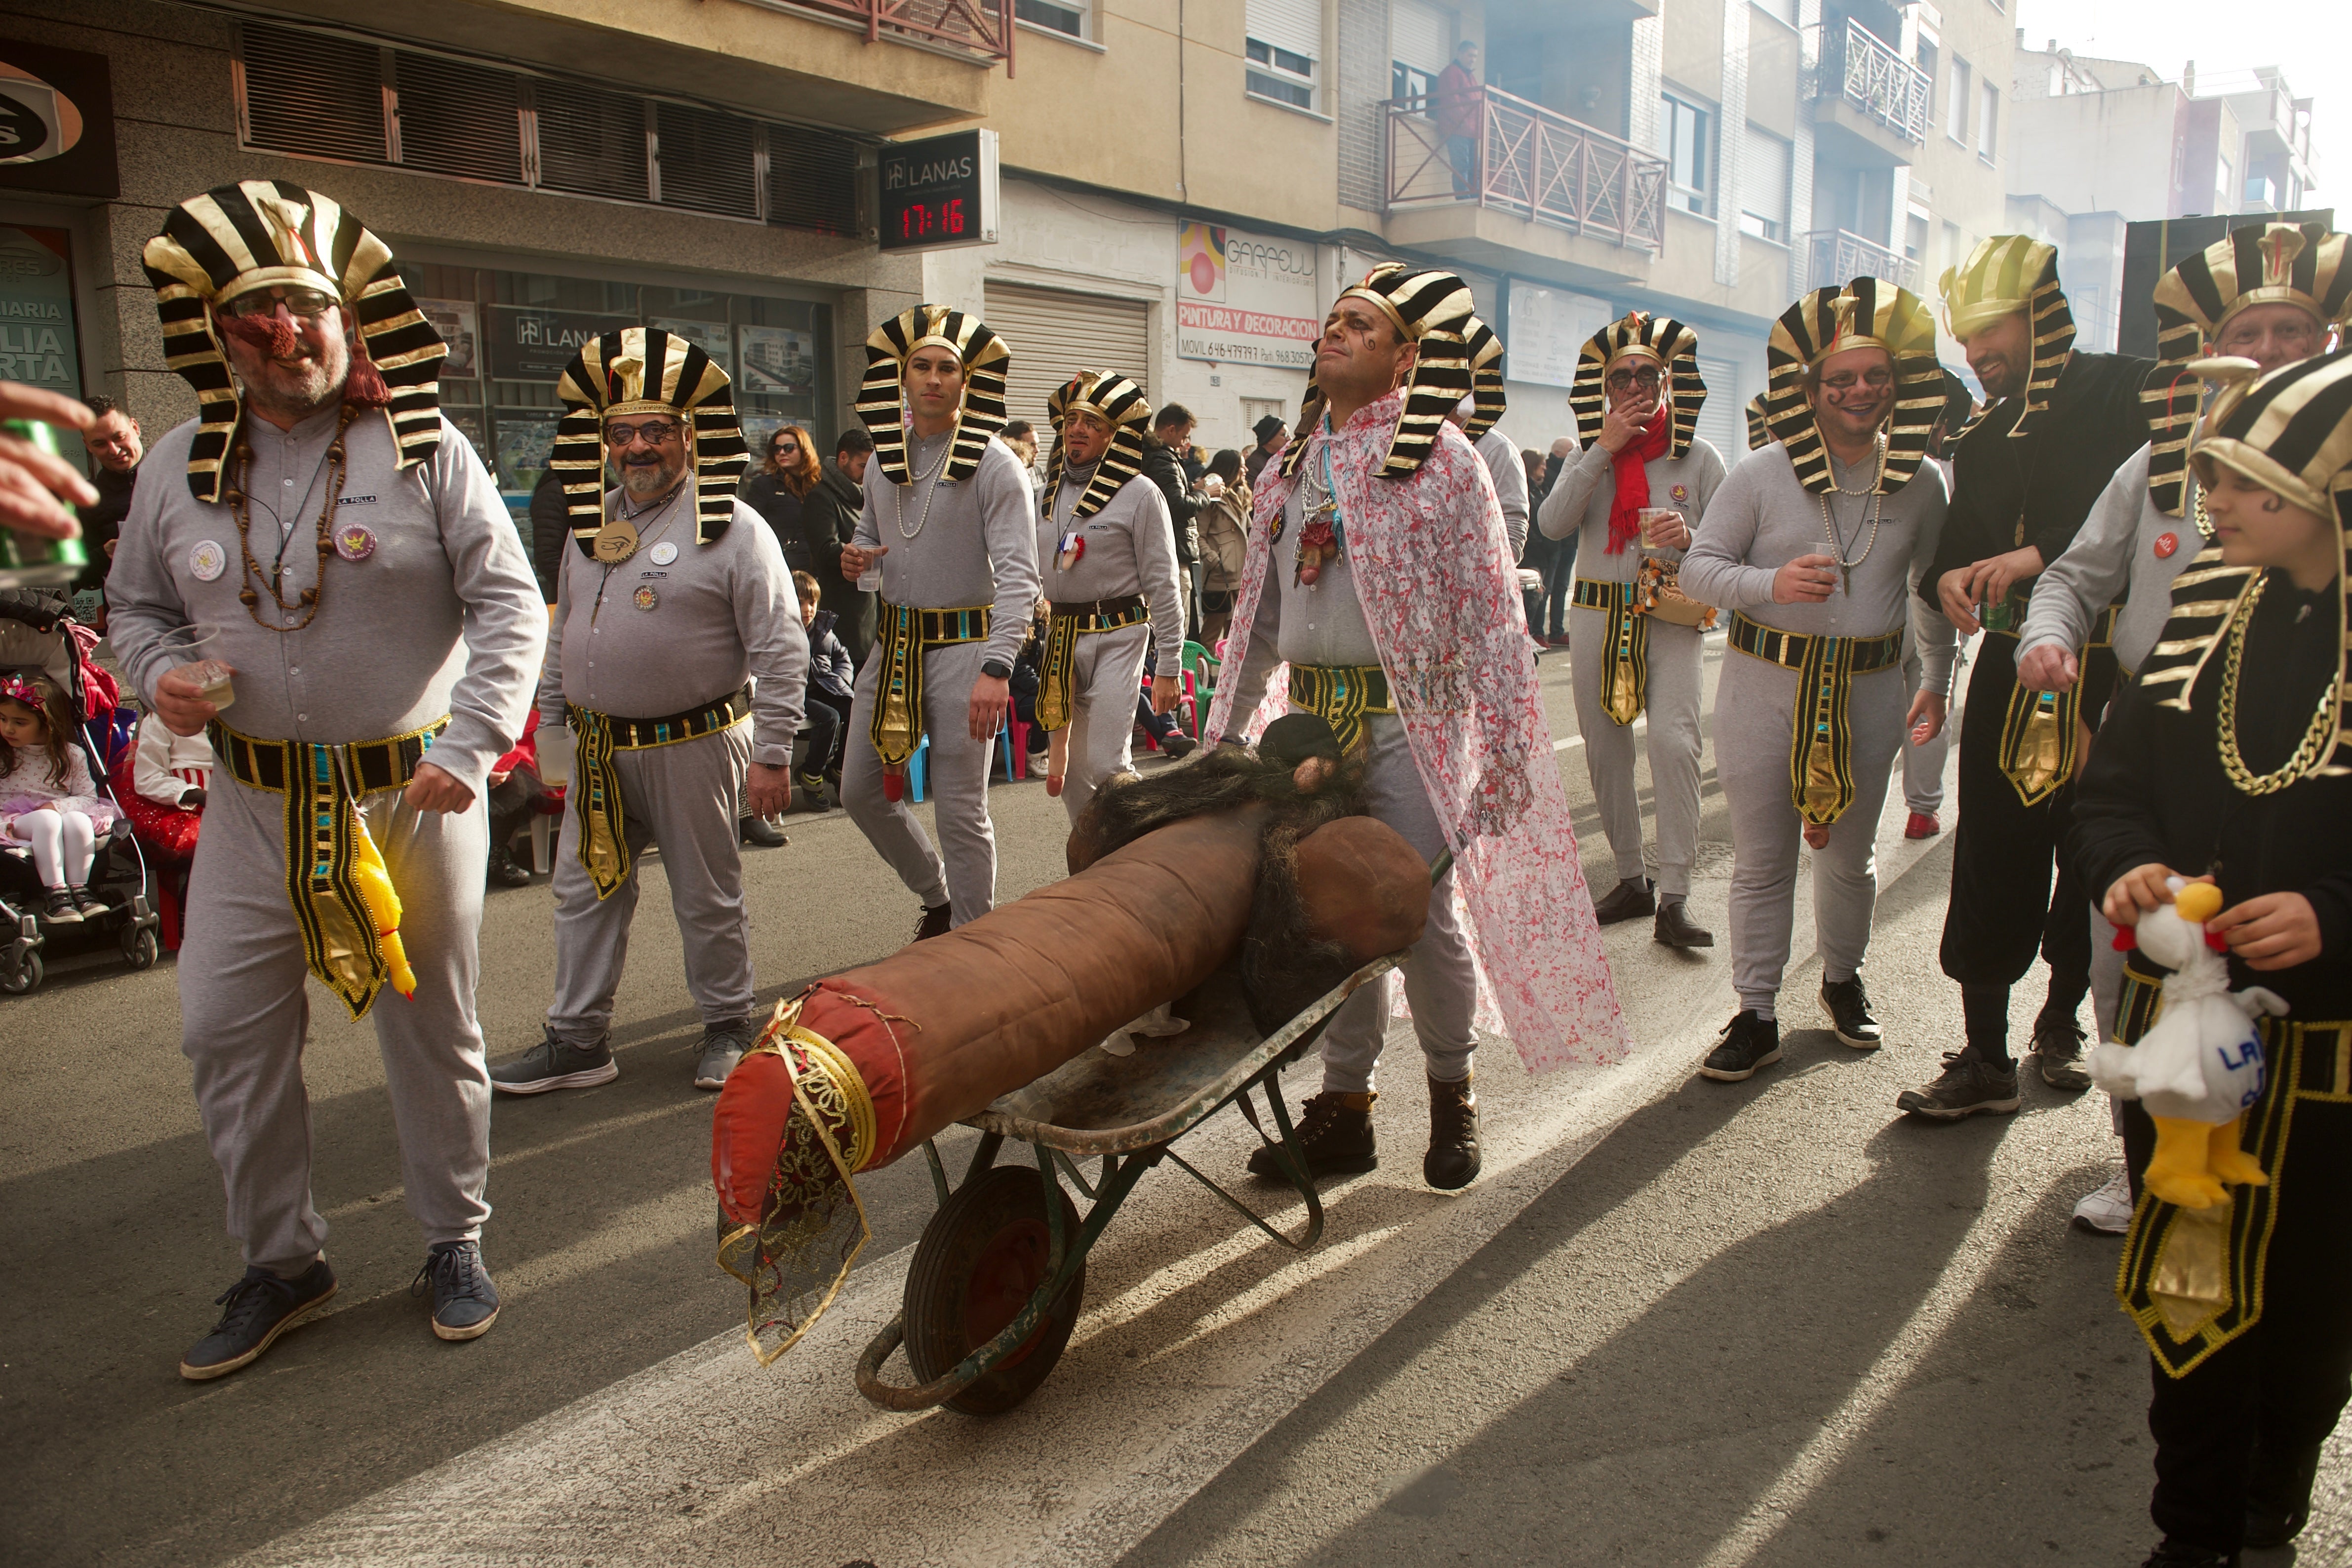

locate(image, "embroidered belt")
[[869, 600, 992, 770], [209, 716, 443, 1019], [1573, 578, 1647, 727], [1038, 595, 1149, 733], [565, 685, 754, 901], [2120, 1011, 2352, 1378], [1288, 662, 1394, 754], [1728, 612, 1904, 827], [1995, 604, 2122, 808]]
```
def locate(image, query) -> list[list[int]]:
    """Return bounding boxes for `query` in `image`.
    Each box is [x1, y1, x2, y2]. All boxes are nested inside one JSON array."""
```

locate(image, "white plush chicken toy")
[[2089, 879, 2288, 1209]]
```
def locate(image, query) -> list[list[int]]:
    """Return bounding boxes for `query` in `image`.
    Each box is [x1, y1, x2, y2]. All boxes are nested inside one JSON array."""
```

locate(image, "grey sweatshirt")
[[109, 409, 546, 795], [537, 487, 808, 768], [1226, 464, 1387, 711], [1038, 464, 1187, 655], [1681, 442, 1958, 695], [1475, 426, 1530, 561], [852, 427, 1043, 671], [2019, 443, 2198, 676], [1537, 435, 1729, 586]]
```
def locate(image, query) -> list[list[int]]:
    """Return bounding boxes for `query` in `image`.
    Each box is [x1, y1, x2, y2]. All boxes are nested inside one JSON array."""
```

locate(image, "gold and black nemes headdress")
[[143, 180, 446, 502], [855, 305, 1011, 487], [1940, 236, 2074, 437], [1761, 278, 1942, 495], [1285, 263, 1504, 481], [1570, 311, 1706, 456], [1043, 369, 1151, 521], [550, 326, 749, 553]]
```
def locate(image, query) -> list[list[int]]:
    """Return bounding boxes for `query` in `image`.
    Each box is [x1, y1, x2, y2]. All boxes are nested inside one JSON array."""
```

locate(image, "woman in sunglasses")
[[743, 424, 822, 580]]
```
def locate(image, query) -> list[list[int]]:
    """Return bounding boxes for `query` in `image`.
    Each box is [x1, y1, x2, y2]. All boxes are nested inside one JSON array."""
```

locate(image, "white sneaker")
[[2072, 1168, 2134, 1234]]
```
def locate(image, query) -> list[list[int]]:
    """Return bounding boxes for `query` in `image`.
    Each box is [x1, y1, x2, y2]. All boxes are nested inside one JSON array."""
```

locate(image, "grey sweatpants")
[[546, 724, 755, 1047], [181, 771, 492, 1276], [1714, 653, 1905, 1019], [842, 639, 997, 926], [1319, 716, 1478, 1094], [1568, 603, 1705, 897], [1899, 628, 1950, 815], [1057, 622, 1151, 826]]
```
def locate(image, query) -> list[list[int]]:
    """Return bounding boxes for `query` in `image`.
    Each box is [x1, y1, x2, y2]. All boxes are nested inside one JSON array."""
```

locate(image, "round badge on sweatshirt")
[[649, 541, 678, 565], [189, 540, 226, 582], [2153, 532, 2180, 560], [633, 585, 659, 611]]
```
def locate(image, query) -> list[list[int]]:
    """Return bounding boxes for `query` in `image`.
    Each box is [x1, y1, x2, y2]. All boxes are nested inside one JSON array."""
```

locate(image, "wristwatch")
[[981, 659, 1012, 680]]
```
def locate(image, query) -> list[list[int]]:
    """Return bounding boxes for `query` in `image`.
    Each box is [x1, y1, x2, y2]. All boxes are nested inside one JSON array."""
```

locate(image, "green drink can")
[[0, 416, 89, 570]]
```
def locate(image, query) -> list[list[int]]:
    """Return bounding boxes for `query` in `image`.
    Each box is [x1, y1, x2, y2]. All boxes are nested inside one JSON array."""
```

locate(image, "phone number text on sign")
[[1176, 302, 1319, 368]]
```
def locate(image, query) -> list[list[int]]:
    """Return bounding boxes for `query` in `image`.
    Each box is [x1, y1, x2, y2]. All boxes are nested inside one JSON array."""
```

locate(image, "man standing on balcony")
[[1436, 40, 1483, 199], [1903, 237, 2155, 1120]]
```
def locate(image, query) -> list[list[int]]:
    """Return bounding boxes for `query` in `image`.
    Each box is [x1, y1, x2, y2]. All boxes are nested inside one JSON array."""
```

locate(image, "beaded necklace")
[[227, 404, 358, 632]]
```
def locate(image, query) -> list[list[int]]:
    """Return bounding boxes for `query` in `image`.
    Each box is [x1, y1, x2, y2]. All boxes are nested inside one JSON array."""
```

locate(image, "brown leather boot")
[[1246, 1090, 1376, 1179], [1425, 1073, 1481, 1190]]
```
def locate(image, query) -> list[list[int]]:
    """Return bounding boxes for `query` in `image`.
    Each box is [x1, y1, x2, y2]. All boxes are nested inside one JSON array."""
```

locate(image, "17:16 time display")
[[897, 199, 967, 241]]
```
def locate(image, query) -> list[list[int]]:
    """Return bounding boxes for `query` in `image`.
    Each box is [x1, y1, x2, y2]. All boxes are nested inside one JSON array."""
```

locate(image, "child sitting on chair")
[[794, 570, 855, 810], [124, 707, 210, 860], [0, 670, 117, 923]]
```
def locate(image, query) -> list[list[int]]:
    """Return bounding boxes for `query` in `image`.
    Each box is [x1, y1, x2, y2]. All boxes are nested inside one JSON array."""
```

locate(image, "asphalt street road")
[[4, 635, 2345, 1567]]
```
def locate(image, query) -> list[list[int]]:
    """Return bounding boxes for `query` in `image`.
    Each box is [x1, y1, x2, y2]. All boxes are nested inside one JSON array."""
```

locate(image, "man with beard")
[[109, 182, 545, 1375], [1903, 238, 2155, 1119], [1032, 369, 1186, 821], [838, 306, 1040, 935], [491, 327, 804, 1098]]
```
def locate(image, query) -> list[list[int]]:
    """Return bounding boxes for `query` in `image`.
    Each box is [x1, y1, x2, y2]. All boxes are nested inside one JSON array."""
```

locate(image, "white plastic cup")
[[857, 567, 882, 593], [1637, 507, 1686, 559], [538, 722, 575, 786], [158, 625, 235, 713]]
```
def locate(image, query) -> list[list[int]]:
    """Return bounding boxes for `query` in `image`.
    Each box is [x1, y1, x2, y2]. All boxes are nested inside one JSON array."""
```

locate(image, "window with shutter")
[[394, 54, 523, 185], [1245, 0, 1321, 109], [1738, 124, 1791, 241], [768, 123, 860, 236], [239, 23, 388, 166], [534, 79, 649, 203], [653, 102, 759, 221], [1695, 355, 1743, 459]]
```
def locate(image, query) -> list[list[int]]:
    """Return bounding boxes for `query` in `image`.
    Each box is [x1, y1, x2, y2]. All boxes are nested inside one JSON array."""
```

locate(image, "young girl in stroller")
[[0, 669, 119, 921]]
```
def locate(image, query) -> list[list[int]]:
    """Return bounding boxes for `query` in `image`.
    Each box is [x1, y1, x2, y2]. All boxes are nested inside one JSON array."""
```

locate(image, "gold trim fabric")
[[1573, 578, 1649, 726], [1036, 601, 1148, 733], [1287, 662, 1395, 754]]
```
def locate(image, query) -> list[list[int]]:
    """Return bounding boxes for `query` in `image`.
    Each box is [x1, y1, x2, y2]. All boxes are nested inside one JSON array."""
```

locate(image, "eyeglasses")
[[604, 420, 682, 447], [1605, 366, 1663, 392], [219, 287, 337, 322]]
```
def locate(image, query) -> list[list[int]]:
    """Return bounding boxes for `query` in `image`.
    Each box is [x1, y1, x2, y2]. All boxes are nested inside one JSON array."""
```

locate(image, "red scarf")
[[1604, 406, 1672, 554]]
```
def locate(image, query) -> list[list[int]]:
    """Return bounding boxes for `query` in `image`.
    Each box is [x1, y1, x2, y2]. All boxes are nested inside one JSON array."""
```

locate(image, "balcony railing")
[[786, 0, 1012, 68], [1818, 17, 1929, 143], [1803, 229, 1914, 292], [1386, 86, 1668, 252]]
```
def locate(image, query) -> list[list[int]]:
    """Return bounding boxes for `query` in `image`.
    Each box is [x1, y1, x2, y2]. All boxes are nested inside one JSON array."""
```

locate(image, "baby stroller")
[[0, 589, 161, 995]]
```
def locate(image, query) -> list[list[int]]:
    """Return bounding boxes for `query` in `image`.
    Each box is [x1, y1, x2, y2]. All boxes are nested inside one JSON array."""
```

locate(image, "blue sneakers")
[[412, 1240, 500, 1341], [179, 1259, 338, 1381]]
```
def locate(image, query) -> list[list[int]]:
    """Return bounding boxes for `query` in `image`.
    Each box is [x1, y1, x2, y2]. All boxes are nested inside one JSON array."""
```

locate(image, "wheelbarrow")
[[853, 951, 1401, 1416]]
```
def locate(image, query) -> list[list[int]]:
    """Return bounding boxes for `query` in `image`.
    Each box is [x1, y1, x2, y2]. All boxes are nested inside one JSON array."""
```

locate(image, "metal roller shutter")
[[1245, 0, 1323, 62], [984, 283, 1155, 435]]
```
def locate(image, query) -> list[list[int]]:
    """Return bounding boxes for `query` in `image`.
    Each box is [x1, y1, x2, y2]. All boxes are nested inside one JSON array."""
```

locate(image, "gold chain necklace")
[[1817, 437, 1887, 596], [2215, 572, 2342, 795], [227, 405, 357, 632], [895, 431, 954, 540]]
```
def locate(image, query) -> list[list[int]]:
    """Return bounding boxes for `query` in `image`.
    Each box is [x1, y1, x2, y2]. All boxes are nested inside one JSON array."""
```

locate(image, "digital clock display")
[[877, 129, 998, 254]]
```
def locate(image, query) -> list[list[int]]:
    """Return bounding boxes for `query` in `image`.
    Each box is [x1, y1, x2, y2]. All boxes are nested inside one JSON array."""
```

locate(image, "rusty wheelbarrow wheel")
[[904, 1165, 1086, 1415]]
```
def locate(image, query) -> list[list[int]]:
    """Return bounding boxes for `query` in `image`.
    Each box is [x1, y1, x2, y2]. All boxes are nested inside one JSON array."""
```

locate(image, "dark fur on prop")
[[1069, 715, 1375, 1033]]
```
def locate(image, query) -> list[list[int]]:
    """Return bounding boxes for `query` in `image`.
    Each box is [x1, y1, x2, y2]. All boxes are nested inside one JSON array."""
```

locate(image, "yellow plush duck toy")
[[2088, 880, 2285, 1208]]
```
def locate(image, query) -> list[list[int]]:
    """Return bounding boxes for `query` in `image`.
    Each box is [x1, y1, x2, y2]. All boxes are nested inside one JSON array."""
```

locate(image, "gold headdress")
[[2145, 223, 2352, 516], [142, 180, 446, 502], [1569, 312, 1706, 456], [550, 327, 749, 552], [1939, 236, 2074, 437], [1760, 279, 1942, 495], [1043, 370, 1151, 522], [1284, 264, 1504, 480], [854, 305, 1010, 487], [1744, 393, 1772, 452]]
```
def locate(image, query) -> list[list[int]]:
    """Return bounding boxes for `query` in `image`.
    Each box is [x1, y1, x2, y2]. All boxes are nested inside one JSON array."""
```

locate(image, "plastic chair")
[[1180, 641, 1219, 737]]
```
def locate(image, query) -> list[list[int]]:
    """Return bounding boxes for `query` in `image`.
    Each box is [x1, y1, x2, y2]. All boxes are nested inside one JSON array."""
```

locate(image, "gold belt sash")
[[565, 685, 754, 901], [1288, 662, 1394, 754], [1728, 612, 1905, 827], [869, 600, 991, 767], [2119, 1011, 2352, 1377], [1995, 603, 2121, 807], [1037, 595, 1148, 733], [210, 715, 446, 1019], [1572, 578, 1647, 727]]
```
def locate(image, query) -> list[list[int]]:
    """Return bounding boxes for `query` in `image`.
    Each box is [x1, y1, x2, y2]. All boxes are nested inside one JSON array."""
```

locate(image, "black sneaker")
[[797, 772, 832, 811], [1159, 733, 1197, 760], [411, 1240, 499, 1341], [40, 888, 80, 924], [1247, 1090, 1377, 1179], [1592, 877, 1656, 925], [694, 1021, 753, 1090], [1699, 1010, 1782, 1082], [486, 846, 532, 888], [71, 885, 108, 917], [914, 901, 953, 941], [1819, 977, 1882, 1049], [179, 1259, 337, 1381], [2033, 1014, 2092, 1091], [489, 1026, 618, 1095], [2244, 1439, 2323, 1548], [1896, 1052, 2023, 1120]]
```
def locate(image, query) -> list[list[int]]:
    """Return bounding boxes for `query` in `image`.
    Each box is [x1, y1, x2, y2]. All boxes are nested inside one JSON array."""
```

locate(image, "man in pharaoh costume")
[[110, 182, 546, 1376], [2070, 347, 2352, 1568], [1910, 238, 2155, 1119], [837, 307, 1041, 937], [1208, 263, 1628, 1191], [490, 328, 806, 1099], [1538, 311, 1726, 949], [1680, 280, 1954, 1083], [2019, 221, 2350, 1231], [1032, 369, 1187, 820]]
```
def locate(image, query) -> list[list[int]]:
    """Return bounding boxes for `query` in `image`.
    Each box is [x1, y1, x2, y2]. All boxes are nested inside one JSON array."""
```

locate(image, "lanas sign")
[[878, 129, 999, 254]]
